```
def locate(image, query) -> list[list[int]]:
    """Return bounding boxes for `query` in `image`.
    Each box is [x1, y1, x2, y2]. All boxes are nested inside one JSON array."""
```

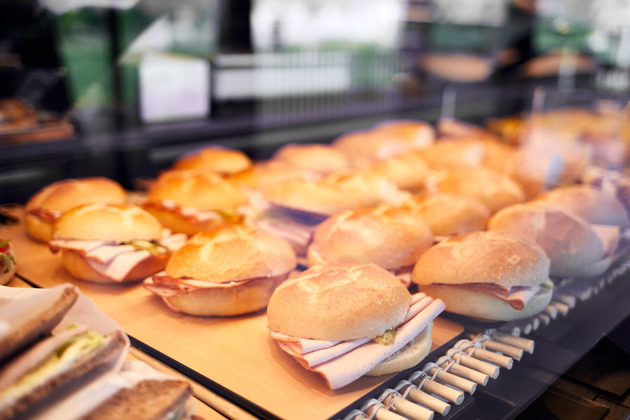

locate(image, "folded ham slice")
[[456, 283, 542, 310], [270, 293, 444, 390], [49, 230, 186, 283], [592, 224, 620, 259]]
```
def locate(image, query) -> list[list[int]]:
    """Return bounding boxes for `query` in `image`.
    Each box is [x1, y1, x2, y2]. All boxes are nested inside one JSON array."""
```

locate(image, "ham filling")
[[143, 273, 287, 313], [592, 224, 620, 259], [143, 199, 238, 224], [26, 208, 62, 223], [49, 230, 187, 282], [455, 283, 542, 309], [269, 293, 445, 390]]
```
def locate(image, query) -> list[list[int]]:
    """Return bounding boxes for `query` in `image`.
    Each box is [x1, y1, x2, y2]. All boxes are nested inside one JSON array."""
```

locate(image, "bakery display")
[[267, 263, 445, 389], [4, 102, 630, 418], [144, 223, 297, 316], [412, 230, 553, 322]]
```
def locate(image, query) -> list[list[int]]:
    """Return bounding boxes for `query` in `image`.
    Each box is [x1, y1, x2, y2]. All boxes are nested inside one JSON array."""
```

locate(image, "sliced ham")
[[255, 218, 316, 256], [456, 283, 541, 309], [26, 208, 62, 223], [270, 293, 444, 390], [592, 224, 620, 258], [143, 199, 227, 223], [48, 230, 182, 282]]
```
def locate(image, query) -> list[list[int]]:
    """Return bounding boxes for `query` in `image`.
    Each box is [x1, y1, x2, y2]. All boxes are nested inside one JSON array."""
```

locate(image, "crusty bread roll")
[[412, 230, 552, 321], [24, 177, 127, 243], [271, 143, 349, 175], [171, 146, 252, 174], [488, 201, 612, 279], [267, 263, 437, 378], [307, 206, 433, 270], [147, 170, 246, 211], [268, 263, 411, 341], [52, 204, 169, 283], [145, 224, 297, 316], [417, 138, 487, 171], [401, 193, 489, 237], [332, 121, 434, 166], [144, 170, 247, 235], [436, 166, 526, 213], [263, 169, 407, 216], [231, 160, 316, 190], [54, 204, 163, 242], [363, 151, 432, 191], [536, 184, 629, 228]]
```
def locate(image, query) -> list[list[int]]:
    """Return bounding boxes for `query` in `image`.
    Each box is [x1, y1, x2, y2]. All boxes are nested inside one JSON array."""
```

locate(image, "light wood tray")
[[2, 211, 464, 420]]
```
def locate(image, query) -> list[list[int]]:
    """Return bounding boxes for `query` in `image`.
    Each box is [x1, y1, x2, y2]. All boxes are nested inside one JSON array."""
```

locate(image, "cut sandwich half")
[[0, 326, 128, 420], [0, 284, 79, 363]]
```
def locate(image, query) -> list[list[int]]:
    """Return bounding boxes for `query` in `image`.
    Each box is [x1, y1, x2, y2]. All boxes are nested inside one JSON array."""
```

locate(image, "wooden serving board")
[[2, 210, 464, 420]]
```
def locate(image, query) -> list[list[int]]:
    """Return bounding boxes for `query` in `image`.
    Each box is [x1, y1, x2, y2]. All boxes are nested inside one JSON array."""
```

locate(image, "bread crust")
[[488, 202, 606, 278], [161, 275, 289, 316], [402, 193, 490, 236], [412, 230, 550, 287], [263, 170, 400, 216], [80, 379, 192, 420], [53, 204, 163, 242], [165, 224, 297, 282], [417, 283, 553, 321], [1, 330, 127, 420], [147, 170, 247, 210], [537, 184, 629, 228], [267, 263, 411, 341], [24, 177, 127, 243], [0, 285, 79, 363], [366, 323, 433, 376], [172, 146, 252, 174], [436, 166, 526, 213], [309, 206, 433, 269], [272, 143, 349, 174]]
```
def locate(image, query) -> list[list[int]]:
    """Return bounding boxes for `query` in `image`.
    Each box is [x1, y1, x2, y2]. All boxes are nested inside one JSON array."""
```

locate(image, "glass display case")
[[1, 2, 630, 418]]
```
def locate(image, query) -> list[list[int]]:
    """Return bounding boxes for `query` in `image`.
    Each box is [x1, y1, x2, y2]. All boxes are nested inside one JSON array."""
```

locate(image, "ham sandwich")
[[269, 293, 445, 390], [49, 230, 187, 283]]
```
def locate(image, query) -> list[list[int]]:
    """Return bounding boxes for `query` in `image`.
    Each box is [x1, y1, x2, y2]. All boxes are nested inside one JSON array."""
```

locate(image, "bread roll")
[[536, 184, 629, 228], [307, 206, 433, 270], [145, 224, 297, 316], [412, 230, 552, 321], [264, 170, 406, 216], [436, 166, 526, 213], [271, 143, 349, 175], [488, 202, 613, 278], [402, 193, 489, 236], [268, 263, 411, 341], [24, 177, 127, 243], [171, 146, 252, 174], [52, 204, 169, 283]]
